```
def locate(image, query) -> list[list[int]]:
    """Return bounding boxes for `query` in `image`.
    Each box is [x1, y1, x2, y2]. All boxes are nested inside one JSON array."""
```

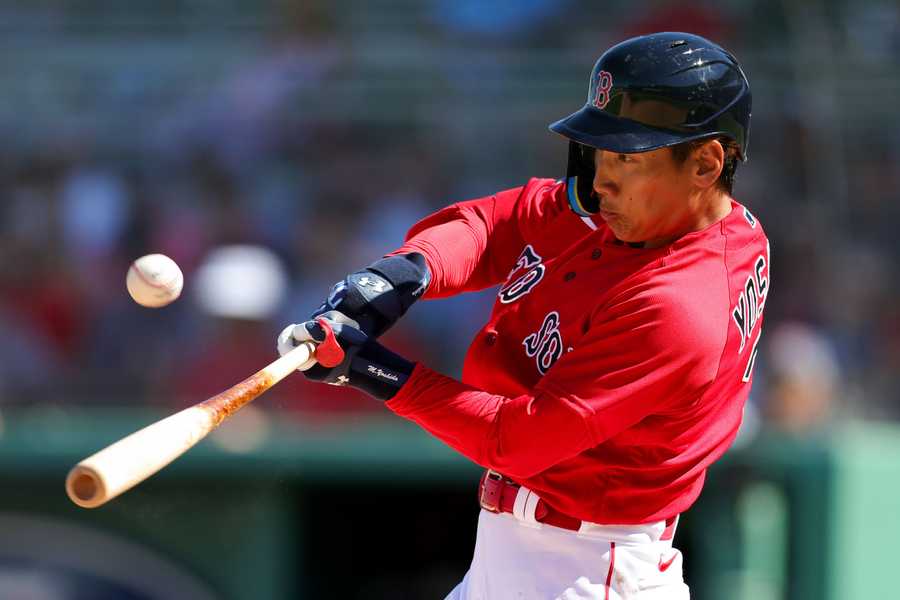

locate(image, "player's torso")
[[462, 201, 770, 415], [462, 223, 668, 395]]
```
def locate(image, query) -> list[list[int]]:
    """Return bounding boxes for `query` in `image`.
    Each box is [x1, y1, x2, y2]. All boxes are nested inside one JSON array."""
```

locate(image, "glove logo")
[[499, 245, 545, 304], [357, 276, 388, 293], [523, 311, 564, 375]]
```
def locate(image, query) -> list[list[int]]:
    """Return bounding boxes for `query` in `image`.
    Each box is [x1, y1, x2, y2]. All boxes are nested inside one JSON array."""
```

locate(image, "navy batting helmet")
[[550, 32, 751, 216]]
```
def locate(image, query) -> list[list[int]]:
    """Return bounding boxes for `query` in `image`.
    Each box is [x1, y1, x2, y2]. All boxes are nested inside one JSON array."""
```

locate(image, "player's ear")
[[692, 139, 724, 189]]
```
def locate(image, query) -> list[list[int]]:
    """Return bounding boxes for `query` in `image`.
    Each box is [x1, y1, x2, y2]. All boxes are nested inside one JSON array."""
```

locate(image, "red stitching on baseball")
[[130, 263, 179, 289]]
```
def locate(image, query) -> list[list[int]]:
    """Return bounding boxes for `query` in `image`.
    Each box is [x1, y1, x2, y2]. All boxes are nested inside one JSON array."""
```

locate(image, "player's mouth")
[[596, 196, 617, 218]]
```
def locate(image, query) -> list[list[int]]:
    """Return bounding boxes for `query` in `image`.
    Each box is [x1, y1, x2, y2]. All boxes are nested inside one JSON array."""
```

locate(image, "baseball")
[[126, 254, 184, 308]]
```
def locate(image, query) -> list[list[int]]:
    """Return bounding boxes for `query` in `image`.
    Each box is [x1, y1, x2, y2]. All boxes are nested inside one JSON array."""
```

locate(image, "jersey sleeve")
[[385, 283, 727, 479], [389, 178, 567, 298]]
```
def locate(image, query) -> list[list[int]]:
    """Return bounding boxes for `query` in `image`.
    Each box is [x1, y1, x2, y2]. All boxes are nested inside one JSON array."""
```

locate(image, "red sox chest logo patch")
[[523, 311, 564, 375], [498, 245, 545, 304]]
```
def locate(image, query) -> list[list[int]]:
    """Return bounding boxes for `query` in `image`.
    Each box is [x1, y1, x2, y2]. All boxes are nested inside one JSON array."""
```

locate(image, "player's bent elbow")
[[476, 391, 596, 479]]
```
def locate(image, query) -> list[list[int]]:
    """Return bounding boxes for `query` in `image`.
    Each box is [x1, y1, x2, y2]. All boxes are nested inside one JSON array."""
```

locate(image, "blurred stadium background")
[[0, 0, 898, 598]]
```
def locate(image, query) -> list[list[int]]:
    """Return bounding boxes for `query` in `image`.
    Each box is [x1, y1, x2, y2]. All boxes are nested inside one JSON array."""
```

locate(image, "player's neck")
[[692, 188, 734, 231], [642, 190, 733, 249]]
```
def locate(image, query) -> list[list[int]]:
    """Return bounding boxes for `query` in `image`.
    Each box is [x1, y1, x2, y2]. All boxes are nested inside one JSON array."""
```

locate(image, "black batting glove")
[[311, 252, 430, 338], [277, 313, 415, 401]]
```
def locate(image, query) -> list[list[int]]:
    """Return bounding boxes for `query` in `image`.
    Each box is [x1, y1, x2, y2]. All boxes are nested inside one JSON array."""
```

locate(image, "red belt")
[[478, 470, 678, 540], [478, 470, 582, 531]]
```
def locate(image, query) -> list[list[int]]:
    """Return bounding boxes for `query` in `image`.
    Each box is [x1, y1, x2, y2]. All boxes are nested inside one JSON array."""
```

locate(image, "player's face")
[[591, 147, 699, 247]]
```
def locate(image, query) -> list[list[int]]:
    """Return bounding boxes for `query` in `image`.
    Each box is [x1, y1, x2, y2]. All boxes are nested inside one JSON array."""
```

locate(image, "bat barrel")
[[64, 341, 316, 508], [63, 405, 217, 508], [66, 466, 106, 509]]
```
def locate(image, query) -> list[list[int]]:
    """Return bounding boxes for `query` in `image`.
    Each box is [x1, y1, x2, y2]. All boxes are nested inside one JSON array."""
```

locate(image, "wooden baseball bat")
[[66, 341, 317, 508]]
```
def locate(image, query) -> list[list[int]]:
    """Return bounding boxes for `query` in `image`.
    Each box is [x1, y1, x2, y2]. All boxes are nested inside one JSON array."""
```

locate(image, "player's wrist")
[[285, 315, 415, 402], [348, 339, 416, 401]]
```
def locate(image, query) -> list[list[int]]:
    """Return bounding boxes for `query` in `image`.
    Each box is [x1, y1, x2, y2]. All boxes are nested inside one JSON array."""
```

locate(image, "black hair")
[[670, 136, 740, 194]]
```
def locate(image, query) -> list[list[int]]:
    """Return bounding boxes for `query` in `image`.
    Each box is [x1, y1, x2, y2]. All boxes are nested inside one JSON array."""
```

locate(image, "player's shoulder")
[[721, 200, 768, 252], [601, 273, 727, 385], [629, 265, 729, 328], [522, 176, 565, 194], [609, 241, 732, 352], [516, 177, 568, 210], [512, 176, 589, 238]]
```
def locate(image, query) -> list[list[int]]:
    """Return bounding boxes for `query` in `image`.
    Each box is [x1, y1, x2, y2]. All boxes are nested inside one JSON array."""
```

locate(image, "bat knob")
[[314, 317, 346, 368]]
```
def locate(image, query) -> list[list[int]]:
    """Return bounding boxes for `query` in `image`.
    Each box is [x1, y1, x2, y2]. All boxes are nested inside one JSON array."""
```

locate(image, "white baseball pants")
[[444, 509, 691, 600]]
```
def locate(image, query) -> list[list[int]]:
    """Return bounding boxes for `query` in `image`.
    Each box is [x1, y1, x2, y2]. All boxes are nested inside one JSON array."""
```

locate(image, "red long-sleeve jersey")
[[385, 178, 770, 524]]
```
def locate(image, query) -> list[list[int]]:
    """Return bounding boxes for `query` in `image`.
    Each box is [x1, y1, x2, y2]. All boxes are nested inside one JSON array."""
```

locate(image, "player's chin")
[[605, 219, 633, 240]]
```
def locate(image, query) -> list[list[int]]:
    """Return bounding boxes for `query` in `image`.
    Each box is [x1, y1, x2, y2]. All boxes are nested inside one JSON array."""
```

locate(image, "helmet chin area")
[[565, 141, 599, 216]]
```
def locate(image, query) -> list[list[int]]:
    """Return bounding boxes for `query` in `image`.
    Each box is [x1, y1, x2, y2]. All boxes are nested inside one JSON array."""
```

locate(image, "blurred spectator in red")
[[623, 1, 732, 42], [0, 158, 89, 365]]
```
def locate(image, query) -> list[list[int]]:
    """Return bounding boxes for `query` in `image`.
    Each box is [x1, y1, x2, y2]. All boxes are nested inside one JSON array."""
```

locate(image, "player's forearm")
[[386, 364, 596, 479], [390, 214, 488, 298]]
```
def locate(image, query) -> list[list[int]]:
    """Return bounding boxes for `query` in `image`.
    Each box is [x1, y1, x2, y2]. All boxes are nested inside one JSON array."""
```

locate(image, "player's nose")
[[592, 154, 618, 197]]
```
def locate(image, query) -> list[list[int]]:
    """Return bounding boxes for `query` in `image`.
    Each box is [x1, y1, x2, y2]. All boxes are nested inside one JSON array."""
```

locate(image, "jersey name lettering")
[[523, 311, 564, 375], [743, 207, 757, 228], [732, 253, 769, 353], [498, 245, 546, 304], [732, 244, 770, 382]]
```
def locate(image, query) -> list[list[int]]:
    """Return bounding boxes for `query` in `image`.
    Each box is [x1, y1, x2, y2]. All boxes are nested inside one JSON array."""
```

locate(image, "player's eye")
[[618, 153, 634, 163]]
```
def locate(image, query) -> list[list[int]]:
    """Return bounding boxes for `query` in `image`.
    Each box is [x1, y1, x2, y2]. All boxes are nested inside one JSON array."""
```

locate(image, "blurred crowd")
[[1, 0, 898, 434]]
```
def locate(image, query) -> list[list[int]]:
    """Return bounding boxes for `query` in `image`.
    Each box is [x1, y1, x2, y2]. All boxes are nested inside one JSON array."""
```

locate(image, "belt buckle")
[[479, 470, 504, 513]]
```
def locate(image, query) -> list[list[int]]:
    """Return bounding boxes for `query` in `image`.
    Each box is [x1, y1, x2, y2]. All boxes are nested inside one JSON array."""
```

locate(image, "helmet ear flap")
[[564, 141, 599, 216]]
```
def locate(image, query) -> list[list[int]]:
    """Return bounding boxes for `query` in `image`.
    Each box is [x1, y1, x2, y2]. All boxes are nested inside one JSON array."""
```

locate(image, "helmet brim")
[[549, 105, 701, 154]]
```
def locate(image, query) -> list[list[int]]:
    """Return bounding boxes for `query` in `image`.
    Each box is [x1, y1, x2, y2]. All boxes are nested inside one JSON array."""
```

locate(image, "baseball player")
[[278, 32, 769, 599]]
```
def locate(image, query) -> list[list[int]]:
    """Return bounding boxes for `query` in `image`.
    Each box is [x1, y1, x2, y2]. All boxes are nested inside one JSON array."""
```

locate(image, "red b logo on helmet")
[[593, 70, 613, 109]]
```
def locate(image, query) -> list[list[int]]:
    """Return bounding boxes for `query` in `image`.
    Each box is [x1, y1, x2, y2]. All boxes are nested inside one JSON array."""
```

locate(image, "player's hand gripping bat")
[[65, 330, 343, 509]]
